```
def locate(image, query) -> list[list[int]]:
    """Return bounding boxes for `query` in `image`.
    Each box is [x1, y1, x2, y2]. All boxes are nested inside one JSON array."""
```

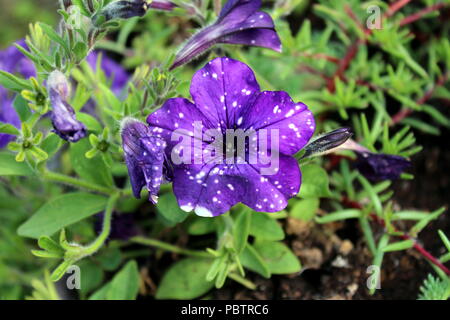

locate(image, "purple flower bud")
[[171, 0, 282, 69], [93, 0, 149, 25], [47, 70, 87, 143], [121, 118, 167, 204], [302, 127, 352, 158], [355, 152, 411, 182]]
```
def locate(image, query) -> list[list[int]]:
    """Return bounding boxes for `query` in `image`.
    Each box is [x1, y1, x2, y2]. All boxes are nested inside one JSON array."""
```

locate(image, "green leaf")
[[315, 209, 362, 223], [38, 236, 64, 254], [0, 70, 32, 92], [70, 139, 114, 187], [382, 240, 414, 252], [239, 244, 271, 278], [187, 217, 217, 236], [13, 95, 32, 122], [156, 258, 214, 299], [0, 153, 34, 176], [290, 198, 319, 221], [40, 133, 63, 158], [90, 261, 140, 300], [79, 261, 104, 295], [97, 247, 123, 271], [39, 23, 71, 56], [106, 261, 140, 300], [76, 112, 102, 133], [18, 192, 108, 238], [156, 193, 188, 225], [233, 208, 251, 253], [0, 123, 20, 135], [249, 213, 285, 241], [253, 241, 301, 274], [299, 164, 331, 198]]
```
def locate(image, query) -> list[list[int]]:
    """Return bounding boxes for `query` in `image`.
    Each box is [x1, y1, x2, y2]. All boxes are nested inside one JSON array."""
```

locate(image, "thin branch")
[[391, 71, 449, 125], [399, 2, 447, 26], [342, 197, 450, 276]]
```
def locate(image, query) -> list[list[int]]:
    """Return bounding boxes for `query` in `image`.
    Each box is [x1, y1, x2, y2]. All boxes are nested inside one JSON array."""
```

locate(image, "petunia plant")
[[0, 0, 449, 301]]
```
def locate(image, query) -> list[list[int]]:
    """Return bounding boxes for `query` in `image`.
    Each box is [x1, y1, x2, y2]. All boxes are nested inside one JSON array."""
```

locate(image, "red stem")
[[342, 197, 450, 276], [391, 72, 449, 125], [399, 2, 447, 26], [387, 0, 412, 17]]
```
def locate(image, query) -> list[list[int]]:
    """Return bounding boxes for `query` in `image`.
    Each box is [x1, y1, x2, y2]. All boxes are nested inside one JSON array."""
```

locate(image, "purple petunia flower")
[[121, 118, 167, 204], [171, 0, 282, 69], [355, 152, 411, 181], [0, 39, 36, 79], [0, 40, 36, 148], [47, 70, 87, 142], [0, 93, 21, 148], [147, 57, 315, 217]]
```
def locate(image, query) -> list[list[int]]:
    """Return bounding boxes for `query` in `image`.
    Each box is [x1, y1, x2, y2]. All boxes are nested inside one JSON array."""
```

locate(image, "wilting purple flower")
[[355, 152, 411, 181], [95, 212, 138, 241], [86, 51, 129, 95], [121, 118, 167, 204], [341, 139, 411, 181], [47, 70, 87, 142], [0, 40, 36, 148], [147, 57, 315, 217], [171, 0, 282, 69], [302, 127, 352, 159]]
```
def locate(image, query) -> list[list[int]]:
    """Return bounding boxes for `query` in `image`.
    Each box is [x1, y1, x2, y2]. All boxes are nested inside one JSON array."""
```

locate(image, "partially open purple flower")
[[147, 57, 315, 217], [355, 152, 411, 181], [47, 70, 87, 142], [171, 0, 282, 69], [121, 118, 167, 204]]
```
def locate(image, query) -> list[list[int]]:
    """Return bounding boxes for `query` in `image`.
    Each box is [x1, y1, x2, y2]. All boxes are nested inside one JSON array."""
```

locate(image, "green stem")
[[130, 236, 212, 258], [228, 272, 257, 290], [82, 192, 120, 256], [43, 170, 116, 195]]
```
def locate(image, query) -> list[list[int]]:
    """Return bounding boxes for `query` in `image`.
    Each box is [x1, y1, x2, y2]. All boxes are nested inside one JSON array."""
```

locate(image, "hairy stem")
[[82, 192, 120, 256]]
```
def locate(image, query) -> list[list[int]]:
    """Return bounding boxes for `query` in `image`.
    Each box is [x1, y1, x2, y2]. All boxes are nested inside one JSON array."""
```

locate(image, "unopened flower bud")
[[302, 127, 353, 159]]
